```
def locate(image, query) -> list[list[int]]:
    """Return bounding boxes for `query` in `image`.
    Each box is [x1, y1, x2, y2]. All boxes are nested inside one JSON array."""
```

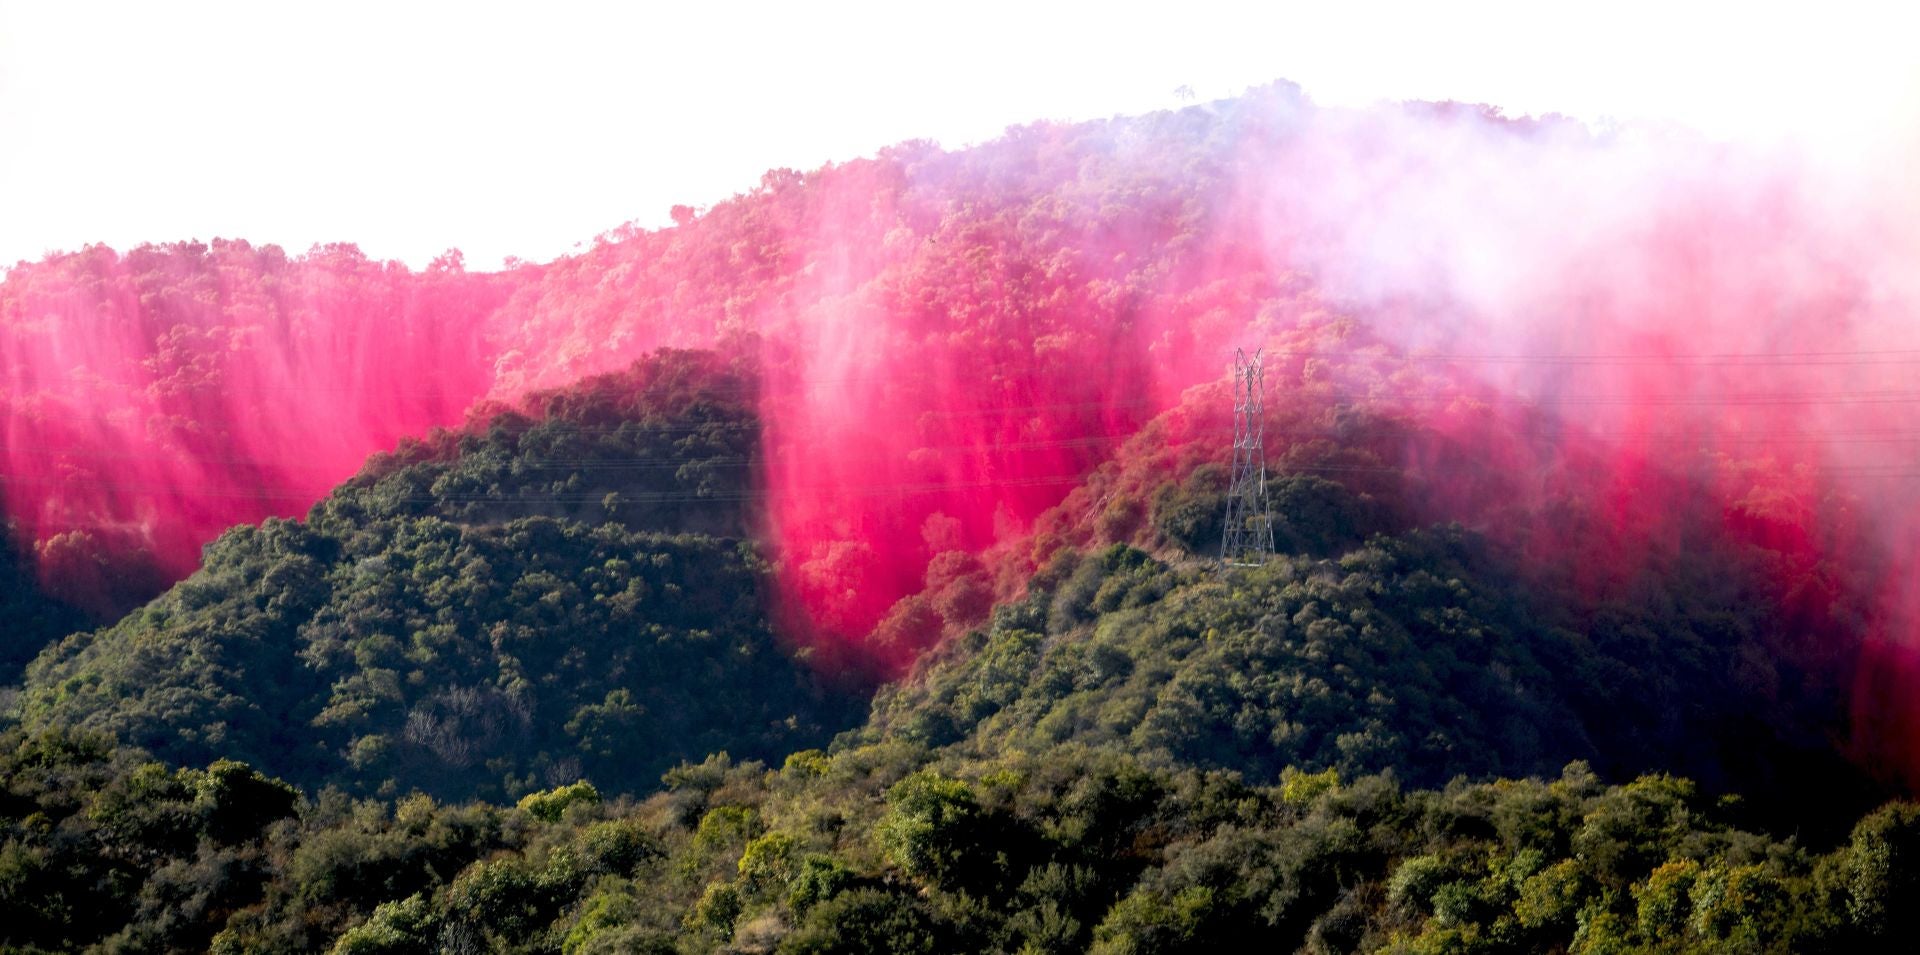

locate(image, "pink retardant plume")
[[484, 89, 1915, 701], [8, 84, 1920, 783], [0, 240, 517, 610], [485, 126, 1287, 671]]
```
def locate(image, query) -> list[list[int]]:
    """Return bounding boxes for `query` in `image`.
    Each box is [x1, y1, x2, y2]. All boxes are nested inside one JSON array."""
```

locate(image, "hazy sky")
[[2, 0, 1915, 271]]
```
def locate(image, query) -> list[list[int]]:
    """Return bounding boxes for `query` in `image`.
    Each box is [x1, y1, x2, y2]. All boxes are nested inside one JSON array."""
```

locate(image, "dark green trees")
[[14, 350, 862, 801]]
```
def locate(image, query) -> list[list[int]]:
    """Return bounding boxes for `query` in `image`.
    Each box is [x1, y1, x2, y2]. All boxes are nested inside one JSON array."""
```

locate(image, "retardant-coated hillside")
[[13, 85, 1920, 765], [0, 242, 524, 620]]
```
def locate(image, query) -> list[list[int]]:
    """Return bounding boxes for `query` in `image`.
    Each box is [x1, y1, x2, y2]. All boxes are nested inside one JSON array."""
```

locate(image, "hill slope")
[[3, 348, 1897, 951], [1, 80, 1916, 953], [14, 350, 863, 799]]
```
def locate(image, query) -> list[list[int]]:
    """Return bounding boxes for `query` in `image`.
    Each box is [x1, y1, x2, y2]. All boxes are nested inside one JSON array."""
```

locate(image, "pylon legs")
[[1221, 348, 1275, 565]]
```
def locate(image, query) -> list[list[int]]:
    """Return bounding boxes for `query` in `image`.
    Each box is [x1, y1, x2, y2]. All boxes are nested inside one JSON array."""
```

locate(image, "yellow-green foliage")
[[518, 781, 601, 823]]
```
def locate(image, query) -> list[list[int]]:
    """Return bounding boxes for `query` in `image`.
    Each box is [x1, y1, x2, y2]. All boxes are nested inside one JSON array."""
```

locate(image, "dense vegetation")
[[1, 340, 1901, 950], [12, 350, 862, 800], [866, 527, 1875, 832], [5, 724, 1918, 954], [2, 83, 1914, 951]]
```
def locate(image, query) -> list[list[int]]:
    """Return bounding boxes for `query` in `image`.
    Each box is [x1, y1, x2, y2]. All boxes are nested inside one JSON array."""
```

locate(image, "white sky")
[[1, 0, 1915, 272]]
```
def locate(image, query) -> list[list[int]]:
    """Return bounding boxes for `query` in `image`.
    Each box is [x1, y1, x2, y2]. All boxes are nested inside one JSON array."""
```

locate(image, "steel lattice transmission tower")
[[1221, 348, 1276, 565]]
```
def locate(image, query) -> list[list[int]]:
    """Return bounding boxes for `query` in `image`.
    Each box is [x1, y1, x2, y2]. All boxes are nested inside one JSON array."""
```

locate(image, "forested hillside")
[[12, 337, 1878, 817], [15, 84, 1909, 705], [864, 529, 1870, 828], [2, 342, 1905, 952], [13, 350, 863, 800], [5, 723, 1918, 954], [3, 81, 1919, 953]]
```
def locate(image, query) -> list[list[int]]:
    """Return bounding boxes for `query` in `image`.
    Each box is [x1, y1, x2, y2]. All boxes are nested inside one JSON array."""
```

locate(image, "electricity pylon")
[[1221, 348, 1275, 565]]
